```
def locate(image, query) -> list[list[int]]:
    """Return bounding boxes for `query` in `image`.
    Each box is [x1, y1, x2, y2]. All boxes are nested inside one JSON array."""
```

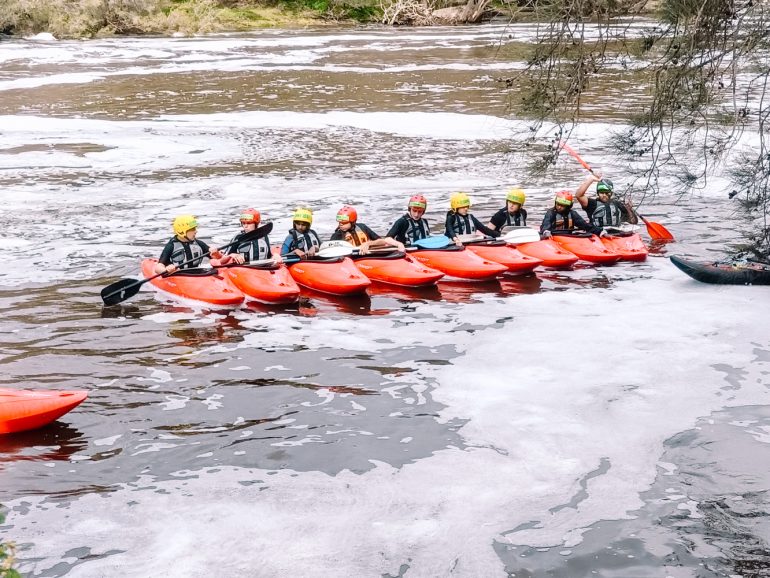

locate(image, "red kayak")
[[141, 259, 245, 306], [464, 241, 542, 274], [0, 388, 88, 434], [352, 252, 444, 287], [410, 246, 508, 280], [551, 233, 621, 264], [287, 256, 371, 295], [601, 232, 648, 261], [221, 263, 300, 304], [515, 239, 579, 268]]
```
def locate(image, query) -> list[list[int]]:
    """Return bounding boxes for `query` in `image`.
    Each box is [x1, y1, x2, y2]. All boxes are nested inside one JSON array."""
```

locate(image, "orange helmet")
[[408, 194, 427, 210], [239, 208, 261, 225], [554, 191, 574, 207], [336, 205, 358, 224]]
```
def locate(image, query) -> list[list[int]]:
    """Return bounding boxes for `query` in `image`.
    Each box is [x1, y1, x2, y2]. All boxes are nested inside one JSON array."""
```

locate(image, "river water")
[[1, 24, 769, 577]]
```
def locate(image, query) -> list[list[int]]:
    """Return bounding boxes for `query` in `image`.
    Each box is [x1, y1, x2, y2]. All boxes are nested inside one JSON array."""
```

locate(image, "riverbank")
[[0, 0, 380, 39]]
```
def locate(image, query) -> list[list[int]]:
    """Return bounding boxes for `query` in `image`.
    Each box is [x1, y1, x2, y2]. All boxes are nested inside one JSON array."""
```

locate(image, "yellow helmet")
[[450, 192, 471, 211], [172, 214, 198, 237], [506, 189, 526, 205], [293, 207, 313, 225]]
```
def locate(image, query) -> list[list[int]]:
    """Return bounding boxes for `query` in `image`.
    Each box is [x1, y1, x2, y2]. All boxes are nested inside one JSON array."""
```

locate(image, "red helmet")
[[336, 205, 358, 223], [408, 194, 427, 210], [239, 208, 261, 224], [554, 191, 574, 207]]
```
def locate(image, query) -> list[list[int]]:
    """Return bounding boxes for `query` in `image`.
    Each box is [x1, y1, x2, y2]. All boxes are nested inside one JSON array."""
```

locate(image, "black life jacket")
[[169, 238, 205, 269], [590, 201, 623, 228], [233, 235, 271, 262], [503, 207, 527, 227], [288, 228, 321, 252], [447, 212, 476, 236], [405, 215, 430, 245]]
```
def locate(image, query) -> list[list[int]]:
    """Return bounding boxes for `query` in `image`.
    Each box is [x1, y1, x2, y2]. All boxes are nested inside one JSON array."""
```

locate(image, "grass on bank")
[[0, 0, 381, 38]]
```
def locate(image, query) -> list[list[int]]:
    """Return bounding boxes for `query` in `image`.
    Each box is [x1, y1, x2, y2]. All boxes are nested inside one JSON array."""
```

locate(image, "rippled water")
[[1, 24, 769, 577]]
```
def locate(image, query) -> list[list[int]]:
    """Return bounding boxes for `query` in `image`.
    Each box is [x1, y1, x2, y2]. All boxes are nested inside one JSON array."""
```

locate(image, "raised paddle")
[[558, 141, 675, 242], [101, 222, 273, 306]]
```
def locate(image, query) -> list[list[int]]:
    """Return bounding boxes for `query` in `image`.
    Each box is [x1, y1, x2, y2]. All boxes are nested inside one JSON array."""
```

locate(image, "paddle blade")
[[501, 228, 541, 245], [640, 216, 675, 241], [413, 235, 451, 249], [101, 278, 143, 306]]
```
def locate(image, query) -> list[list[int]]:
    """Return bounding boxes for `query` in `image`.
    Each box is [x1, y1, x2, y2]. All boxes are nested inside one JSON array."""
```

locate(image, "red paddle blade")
[[640, 216, 675, 241]]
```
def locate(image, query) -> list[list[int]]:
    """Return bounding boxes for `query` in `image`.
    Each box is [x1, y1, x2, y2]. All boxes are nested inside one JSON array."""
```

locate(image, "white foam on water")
[[6, 258, 770, 575]]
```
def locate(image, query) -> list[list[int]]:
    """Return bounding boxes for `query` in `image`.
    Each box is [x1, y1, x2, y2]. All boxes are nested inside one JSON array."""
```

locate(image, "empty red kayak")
[[410, 246, 508, 280], [600, 232, 648, 261], [0, 388, 88, 434], [141, 259, 244, 306], [551, 233, 621, 264], [221, 263, 300, 304], [287, 256, 371, 295], [464, 242, 543, 274], [515, 239, 579, 268], [352, 252, 444, 286]]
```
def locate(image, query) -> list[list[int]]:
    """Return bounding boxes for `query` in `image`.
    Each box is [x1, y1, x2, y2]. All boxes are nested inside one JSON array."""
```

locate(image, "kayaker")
[[486, 188, 528, 232], [154, 214, 227, 274], [221, 208, 281, 265], [330, 205, 405, 255], [575, 174, 639, 228], [386, 194, 433, 246], [539, 191, 607, 239], [445, 192, 498, 245], [281, 207, 321, 259]]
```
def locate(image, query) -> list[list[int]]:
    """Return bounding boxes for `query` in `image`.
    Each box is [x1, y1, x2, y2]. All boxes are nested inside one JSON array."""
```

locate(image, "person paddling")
[[539, 191, 607, 239], [486, 188, 528, 232], [220, 208, 281, 265], [330, 205, 405, 255], [281, 207, 321, 259], [387, 195, 433, 246], [445, 192, 498, 245], [154, 215, 228, 275], [575, 175, 638, 229]]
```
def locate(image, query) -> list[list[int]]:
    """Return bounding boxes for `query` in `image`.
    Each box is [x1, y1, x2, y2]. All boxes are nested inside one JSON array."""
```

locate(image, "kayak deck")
[[141, 259, 245, 305], [0, 388, 88, 434]]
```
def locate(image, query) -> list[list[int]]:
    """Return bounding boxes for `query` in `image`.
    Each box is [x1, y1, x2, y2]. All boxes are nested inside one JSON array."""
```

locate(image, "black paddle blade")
[[101, 278, 143, 306], [236, 222, 273, 245]]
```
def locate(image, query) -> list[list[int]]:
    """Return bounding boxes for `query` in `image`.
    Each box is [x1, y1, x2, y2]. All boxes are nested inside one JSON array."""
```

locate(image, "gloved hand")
[[541, 231, 552, 239], [599, 230, 609, 238]]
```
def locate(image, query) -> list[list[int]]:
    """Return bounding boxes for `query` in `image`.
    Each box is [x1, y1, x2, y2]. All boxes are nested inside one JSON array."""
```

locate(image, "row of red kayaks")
[[138, 231, 648, 305]]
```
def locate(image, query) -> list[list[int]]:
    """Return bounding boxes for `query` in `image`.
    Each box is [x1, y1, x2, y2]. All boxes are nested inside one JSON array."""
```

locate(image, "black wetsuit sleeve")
[[359, 223, 379, 240], [573, 211, 603, 235], [489, 209, 506, 230], [386, 217, 408, 243], [539, 211, 555, 235], [330, 229, 345, 241], [472, 215, 499, 237], [584, 197, 598, 219], [444, 212, 455, 238], [158, 239, 176, 265]]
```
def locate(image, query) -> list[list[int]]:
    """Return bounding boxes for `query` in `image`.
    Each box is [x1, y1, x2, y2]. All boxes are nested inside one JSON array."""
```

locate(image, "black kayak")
[[670, 255, 770, 285]]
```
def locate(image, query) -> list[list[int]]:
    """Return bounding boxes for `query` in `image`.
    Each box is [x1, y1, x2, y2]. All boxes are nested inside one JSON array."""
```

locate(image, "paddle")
[[412, 235, 452, 249], [558, 141, 675, 241], [500, 228, 541, 244], [101, 222, 273, 306], [316, 240, 402, 258]]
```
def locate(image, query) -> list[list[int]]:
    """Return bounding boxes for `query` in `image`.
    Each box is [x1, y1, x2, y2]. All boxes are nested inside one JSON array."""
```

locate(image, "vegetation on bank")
[[0, 511, 20, 578], [0, 0, 381, 38]]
